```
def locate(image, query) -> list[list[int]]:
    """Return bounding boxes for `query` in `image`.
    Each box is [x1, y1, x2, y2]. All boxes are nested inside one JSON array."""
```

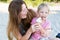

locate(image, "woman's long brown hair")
[[7, 0, 36, 40]]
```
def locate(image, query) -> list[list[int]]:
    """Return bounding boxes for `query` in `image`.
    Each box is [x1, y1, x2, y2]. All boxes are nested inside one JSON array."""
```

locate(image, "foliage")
[[24, 0, 43, 7]]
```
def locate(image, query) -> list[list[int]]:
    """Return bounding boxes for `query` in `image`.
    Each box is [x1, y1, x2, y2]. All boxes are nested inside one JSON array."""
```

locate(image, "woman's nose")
[[25, 9, 28, 12]]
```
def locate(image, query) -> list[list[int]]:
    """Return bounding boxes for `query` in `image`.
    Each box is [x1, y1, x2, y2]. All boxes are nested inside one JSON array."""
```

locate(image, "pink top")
[[30, 17, 51, 40]]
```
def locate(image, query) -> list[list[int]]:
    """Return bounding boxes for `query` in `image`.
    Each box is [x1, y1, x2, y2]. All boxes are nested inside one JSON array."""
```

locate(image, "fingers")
[[35, 26, 41, 31], [31, 23, 42, 33], [31, 25, 40, 32], [31, 25, 36, 32]]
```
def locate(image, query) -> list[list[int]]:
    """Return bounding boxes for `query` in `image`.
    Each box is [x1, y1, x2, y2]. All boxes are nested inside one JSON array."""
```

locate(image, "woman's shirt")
[[19, 19, 31, 36]]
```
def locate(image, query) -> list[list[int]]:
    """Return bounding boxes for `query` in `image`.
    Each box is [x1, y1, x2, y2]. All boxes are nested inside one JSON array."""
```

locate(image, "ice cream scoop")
[[36, 17, 42, 23]]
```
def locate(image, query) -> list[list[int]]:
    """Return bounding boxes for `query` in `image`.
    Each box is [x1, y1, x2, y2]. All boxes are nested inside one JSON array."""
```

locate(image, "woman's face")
[[38, 6, 49, 18], [20, 4, 28, 19]]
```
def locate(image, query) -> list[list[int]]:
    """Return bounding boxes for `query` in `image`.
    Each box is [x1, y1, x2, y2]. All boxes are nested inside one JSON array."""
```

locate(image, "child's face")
[[38, 6, 49, 18]]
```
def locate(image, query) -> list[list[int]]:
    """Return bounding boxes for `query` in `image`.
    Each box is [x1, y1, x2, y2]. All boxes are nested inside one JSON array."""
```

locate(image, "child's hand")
[[30, 24, 39, 33], [32, 23, 42, 31], [35, 23, 42, 29]]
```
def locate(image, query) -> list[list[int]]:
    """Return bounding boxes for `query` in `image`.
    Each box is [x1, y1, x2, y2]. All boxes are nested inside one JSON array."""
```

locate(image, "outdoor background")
[[0, 0, 60, 40]]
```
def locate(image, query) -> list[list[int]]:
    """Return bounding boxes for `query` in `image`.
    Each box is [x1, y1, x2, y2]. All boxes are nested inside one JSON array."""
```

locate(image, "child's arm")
[[44, 24, 51, 37], [40, 22, 51, 37]]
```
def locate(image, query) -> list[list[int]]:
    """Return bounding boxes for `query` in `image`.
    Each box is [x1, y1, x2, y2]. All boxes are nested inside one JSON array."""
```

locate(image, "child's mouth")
[[41, 16, 46, 18]]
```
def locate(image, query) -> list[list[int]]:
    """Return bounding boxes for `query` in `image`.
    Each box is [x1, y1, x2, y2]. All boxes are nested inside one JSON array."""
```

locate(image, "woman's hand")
[[31, 23, 42, 32]]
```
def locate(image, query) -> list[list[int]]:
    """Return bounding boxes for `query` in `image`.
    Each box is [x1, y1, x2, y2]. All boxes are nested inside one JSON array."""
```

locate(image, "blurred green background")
[[0, 0, 60, 7], [24, 0, 60, 7]]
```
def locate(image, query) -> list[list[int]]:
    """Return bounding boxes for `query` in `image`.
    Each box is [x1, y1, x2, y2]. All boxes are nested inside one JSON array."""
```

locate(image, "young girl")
[[30, 3, 51, 40]]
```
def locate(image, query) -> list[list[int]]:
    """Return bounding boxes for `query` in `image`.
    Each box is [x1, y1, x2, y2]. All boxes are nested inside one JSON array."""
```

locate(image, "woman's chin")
[[22, 16, 27, 19]]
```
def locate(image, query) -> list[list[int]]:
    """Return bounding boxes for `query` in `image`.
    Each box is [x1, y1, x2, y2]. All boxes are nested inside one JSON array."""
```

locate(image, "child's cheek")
[[39, 13, 42, 16]]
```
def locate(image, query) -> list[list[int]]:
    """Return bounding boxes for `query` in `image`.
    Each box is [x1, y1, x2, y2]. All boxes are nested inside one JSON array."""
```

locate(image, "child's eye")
[[40, 12, 43, 13], [45, 12, 48, 14]]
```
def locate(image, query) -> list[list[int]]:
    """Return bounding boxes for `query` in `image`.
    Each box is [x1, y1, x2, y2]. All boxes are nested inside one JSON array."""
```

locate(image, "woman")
[[7, 0, 36, 40]]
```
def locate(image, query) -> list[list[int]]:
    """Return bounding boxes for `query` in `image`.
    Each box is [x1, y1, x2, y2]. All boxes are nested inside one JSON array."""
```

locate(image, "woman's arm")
[[20, 27, 32, 40], [17, 25, 34, 40]]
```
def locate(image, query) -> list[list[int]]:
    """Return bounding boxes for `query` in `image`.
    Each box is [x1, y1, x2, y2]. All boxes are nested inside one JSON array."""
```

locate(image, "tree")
[[24, 0, 43, 7], [0, 0, 7, 2]]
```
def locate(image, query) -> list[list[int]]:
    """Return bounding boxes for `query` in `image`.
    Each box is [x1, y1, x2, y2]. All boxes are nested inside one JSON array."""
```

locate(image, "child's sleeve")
[[44, 21, 51, 37], [31, 18, 37, 25], [45, 20, 51, 30]]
